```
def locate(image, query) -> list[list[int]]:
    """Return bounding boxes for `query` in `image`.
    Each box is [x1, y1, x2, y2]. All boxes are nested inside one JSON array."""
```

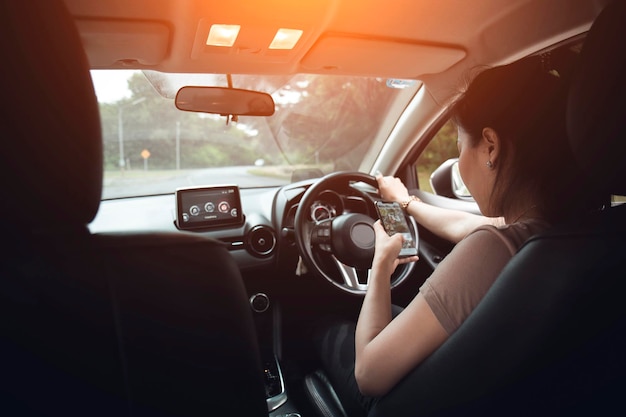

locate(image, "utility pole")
[[176, 121, 181, 170], [118, 97, 146, 173]]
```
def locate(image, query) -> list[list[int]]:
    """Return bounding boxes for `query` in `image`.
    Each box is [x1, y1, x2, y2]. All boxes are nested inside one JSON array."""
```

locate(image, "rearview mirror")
[[175, 86, 275, 116]]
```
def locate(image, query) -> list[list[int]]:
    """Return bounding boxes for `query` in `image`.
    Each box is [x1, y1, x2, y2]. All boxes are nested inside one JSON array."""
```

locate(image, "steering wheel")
[[294, 171, 418, 295]]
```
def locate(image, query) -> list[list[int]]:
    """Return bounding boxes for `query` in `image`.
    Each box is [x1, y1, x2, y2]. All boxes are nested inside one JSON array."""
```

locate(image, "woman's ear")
[[482, 127, 500, 169]]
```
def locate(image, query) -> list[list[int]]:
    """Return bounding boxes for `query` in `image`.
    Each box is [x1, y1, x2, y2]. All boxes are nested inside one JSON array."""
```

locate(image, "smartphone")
[[374, 201, 418, 258]]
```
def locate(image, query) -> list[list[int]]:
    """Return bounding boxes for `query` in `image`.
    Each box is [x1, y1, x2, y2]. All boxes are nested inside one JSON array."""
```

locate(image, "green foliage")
[[262, 75, 397, 169], [417, 119, 458, 173], [183, 142, 259, 168]]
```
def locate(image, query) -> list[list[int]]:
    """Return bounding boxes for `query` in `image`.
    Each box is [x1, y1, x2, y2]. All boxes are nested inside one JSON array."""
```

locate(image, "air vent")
[[246, 225, 276, 257]]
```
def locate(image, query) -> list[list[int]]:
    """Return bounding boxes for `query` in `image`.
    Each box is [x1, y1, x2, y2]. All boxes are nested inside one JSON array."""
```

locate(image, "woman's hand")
[[375, 173, 410, 203], [371, 221, 418, 277]]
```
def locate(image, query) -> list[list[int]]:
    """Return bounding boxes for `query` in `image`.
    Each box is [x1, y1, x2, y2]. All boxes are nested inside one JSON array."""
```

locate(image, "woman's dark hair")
[[451, 52, 588, 222]]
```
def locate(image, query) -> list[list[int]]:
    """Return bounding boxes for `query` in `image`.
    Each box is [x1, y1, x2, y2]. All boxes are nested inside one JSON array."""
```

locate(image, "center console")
[[249, 293, 301, 417]]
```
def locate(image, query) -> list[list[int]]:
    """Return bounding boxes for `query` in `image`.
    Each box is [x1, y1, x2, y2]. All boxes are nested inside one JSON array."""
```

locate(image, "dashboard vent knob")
[[247, 225, 276, 257], [249, 293, 270, 313]]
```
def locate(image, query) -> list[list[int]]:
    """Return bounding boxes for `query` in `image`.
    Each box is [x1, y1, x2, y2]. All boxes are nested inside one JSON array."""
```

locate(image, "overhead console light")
[[269, 28, 303, 50], [206, 24, 240, 47]]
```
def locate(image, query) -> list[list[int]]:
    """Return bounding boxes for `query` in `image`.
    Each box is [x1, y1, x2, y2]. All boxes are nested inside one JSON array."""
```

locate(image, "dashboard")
[[89, 179, 374, 275], [90, 185, 279, 272]]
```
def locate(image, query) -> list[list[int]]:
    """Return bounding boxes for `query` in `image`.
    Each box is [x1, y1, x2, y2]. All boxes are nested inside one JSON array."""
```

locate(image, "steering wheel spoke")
[[331, 255, 370, 292]]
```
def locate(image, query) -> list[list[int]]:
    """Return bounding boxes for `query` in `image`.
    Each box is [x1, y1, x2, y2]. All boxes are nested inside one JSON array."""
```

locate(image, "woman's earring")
[[486, 160, 493, 169]]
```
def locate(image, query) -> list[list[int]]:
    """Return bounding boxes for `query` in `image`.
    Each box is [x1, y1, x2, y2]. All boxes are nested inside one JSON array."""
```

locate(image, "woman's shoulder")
[[420, 220, 547, 334], [469, 218, 550, 255]]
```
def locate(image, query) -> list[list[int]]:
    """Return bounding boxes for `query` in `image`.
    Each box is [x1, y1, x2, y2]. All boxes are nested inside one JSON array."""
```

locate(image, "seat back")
[[0, 1, 267, 416], [370, 1, 626, 415]]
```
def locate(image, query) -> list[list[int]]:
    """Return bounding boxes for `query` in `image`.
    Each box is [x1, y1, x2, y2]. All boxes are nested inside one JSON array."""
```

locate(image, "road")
[[102, 166, 290, 200]]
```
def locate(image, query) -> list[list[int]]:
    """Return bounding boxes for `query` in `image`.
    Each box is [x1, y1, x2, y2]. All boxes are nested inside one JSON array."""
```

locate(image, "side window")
[[416, 119, 458, 193]]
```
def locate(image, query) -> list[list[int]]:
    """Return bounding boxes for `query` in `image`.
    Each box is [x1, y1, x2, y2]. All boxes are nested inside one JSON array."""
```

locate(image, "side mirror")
[[430, 158, 474, 201], [175, 86, 275, 116]]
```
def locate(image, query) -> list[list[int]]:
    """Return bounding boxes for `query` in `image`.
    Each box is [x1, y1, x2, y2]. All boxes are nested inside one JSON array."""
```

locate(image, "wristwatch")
[[400, 195, 420, 212]]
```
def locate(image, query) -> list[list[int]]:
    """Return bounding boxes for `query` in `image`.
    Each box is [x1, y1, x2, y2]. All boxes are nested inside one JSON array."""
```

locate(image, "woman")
[[314, 55, 593, 416]]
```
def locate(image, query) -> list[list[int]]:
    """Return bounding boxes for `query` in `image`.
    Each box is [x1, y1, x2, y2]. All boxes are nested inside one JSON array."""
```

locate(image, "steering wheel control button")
[[311, 220, 332, 251], [249, 293, 270, 313]]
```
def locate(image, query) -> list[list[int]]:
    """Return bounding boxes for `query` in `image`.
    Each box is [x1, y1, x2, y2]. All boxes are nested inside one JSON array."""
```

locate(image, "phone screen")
[[375, 201, 418, 258]]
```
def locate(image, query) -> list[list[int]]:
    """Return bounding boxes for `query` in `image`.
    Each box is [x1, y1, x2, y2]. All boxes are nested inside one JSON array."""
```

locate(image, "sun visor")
[[76, 19, 170, 67], [301, 35, 465, 78]]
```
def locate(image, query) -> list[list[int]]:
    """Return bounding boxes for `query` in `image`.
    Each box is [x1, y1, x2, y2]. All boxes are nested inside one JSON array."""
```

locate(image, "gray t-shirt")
[[420, 219, 548, 335]]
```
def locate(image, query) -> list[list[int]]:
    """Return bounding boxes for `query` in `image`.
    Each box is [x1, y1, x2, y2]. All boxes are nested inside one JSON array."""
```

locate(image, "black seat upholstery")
[[0, 1, 267, 416], [369, 1, 626, 415]]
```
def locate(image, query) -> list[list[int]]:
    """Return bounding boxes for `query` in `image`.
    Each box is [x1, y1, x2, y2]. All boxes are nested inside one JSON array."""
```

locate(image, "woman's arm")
[[406, 198, 503, 243], [354, 221, 446, 396], [354, 222, 511, 397], [376, 174, 503, 243]]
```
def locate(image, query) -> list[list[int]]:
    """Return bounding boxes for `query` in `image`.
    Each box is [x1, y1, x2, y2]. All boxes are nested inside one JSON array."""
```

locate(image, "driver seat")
[[306, 0, 626, 415], [0, 1, 268, 416]]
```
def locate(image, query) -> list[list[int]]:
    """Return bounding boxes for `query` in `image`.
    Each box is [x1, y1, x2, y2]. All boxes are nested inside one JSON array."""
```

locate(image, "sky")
[[90, 70, 137, 103]]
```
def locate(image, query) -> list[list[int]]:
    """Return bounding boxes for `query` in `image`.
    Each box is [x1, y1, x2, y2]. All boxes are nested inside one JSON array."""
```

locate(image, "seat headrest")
[[567, 0, 626, 197], [0, 1, 102, 231]]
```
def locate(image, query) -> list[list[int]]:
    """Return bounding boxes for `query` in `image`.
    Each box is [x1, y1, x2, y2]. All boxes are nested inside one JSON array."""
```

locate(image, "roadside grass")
[[417, 168, 433, 193]]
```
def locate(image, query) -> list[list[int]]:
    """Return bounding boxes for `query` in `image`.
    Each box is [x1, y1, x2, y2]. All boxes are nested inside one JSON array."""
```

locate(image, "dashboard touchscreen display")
[[175, 185, 243, 230]]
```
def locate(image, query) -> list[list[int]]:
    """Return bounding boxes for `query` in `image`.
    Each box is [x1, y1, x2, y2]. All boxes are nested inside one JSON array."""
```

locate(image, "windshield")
[[92, 70, 420, 199]]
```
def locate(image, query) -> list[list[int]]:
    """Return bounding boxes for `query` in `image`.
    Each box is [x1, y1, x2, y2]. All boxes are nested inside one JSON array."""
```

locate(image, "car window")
[[93, 70, 421, 200], [416, 119, 459, 194]]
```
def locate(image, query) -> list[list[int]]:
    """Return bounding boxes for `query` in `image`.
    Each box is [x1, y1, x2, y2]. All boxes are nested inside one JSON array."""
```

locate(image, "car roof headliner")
[[63, 0, 608, 104]]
